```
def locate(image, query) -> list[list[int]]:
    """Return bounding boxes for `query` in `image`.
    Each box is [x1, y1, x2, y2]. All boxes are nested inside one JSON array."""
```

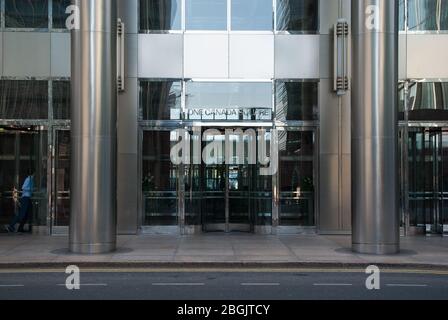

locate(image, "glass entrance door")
[[0, 127, 47, 231], [202, 163, 252, 233], [407, 127, 448, 235], [202, 129, 253, 233]]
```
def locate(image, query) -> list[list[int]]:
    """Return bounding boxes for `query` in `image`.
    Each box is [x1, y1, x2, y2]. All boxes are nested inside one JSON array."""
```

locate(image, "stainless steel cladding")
[[351, 0, 400, 254], [69, 0, 118, 254]]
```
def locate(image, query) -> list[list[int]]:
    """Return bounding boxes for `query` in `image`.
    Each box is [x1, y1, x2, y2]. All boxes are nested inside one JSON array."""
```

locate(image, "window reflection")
[[53, 81, 71, 120], [186, 0, 227, 30], [140, 0, 182, 31], [275, 81, 318, 121], [142, 131, 178, 226], [0, 80, 48, 119], [407, 0, 448, 31], [399, 82, 448, 120], [5, 0, 49, 29], [278, 130, 315, 226], [231, 0, 273, 31], [185, 82, 272, 121], [52, 0, 71, 29], [276, 0, 318, 32], [140, 81, 182, 120]]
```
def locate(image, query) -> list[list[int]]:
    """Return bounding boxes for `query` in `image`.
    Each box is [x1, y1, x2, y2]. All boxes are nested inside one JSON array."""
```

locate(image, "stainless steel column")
[[351, 0, 400, 254], [70, 0, 117, 254]]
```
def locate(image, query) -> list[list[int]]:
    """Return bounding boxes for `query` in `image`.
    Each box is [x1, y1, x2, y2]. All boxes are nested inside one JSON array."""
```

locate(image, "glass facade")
[[401, 0, 448, 31], [231, 0, 273, 31], [142, 131, 178, 226], [0, 0, 446, 237], [52, 0, 71, 29], [0, 80, 48, 120], [276, 0, 319, 32], [140, 0, 182, 31], [140, 80, 182, 120], [399, 82, 448, 121], [139, 0, 318, 32], [186, 0, 227, 30], [5, 0, 49, 29], [139, 80, 318, 230]]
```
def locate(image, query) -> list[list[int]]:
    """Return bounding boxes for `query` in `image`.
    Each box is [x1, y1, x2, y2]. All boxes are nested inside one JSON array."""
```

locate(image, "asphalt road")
[[0, 269, 447, 300]]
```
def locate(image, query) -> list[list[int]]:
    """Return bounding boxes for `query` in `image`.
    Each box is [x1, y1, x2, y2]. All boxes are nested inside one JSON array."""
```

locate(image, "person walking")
[[4, 169, 34, 233]]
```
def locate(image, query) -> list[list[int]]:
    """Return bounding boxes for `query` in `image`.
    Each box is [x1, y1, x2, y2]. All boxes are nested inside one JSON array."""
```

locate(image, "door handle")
[[333, 19, 349, 95]]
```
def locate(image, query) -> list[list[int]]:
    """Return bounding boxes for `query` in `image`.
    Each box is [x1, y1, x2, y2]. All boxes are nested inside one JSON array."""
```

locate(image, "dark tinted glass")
[[5, 0, 49, 28], [231, 0, 273, 31], [275, 81, 318, 121], [408, 0, 448, 31], [276, 0, 318, 32], [53, 81, 71, 120], [0, 80, 48, 119], [279, 131, 315, 226], [186, 0, 227, 30], [52, 0, 71, 29], [140, 0, 182, 31], [409, 82, 448, 111], [142, 131, 178, 226], [140, 81, 182, 120]]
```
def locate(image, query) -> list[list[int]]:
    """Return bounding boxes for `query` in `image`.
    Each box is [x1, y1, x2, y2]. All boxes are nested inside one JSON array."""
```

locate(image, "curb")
[[0, 261, 447, 271]]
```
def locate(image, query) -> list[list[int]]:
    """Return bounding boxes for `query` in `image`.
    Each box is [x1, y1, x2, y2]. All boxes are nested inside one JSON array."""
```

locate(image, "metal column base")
[[70, 243, 116, 255], [352, 243, 400, 255]]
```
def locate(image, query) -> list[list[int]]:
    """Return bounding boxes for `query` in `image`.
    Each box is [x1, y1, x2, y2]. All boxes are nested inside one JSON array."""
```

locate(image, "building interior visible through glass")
[[0, 0, 447, 235]]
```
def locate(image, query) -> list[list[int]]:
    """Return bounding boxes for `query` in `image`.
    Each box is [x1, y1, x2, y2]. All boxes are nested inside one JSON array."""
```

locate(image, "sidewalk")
[[0, 233, 447, 269]]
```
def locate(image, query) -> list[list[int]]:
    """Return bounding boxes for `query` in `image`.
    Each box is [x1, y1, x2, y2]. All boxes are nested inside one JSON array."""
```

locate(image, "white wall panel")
[[229, 34, 274, 79], [51, 32, 70, 77], [3, 32, 50, 77], [184, 34, 228, 79], [275, 35, 320, 79], [138, 34, 183, 78], [407, 34, 448, 79]]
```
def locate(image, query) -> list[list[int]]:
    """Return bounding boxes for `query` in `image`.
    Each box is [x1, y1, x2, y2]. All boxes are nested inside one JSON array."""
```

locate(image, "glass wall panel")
[[278, 130, 315, 226], [231, 0, 273, 31], [54, 130, 70, 227], [275, 81, 318, 121], [140, 80, 182, 120], [5, 0, 49, 29], [0, 80, 48, 120], [408, 0, 448, 31], [140, 0, 182, 31], [186, 0, 227, 30], [276, 0, 318, 32], [185, 82, 272, 121], [0, 129, 48, 229], [408, 82, 448, 120], [142, 131, 178, 226], [400, 0, 406, 30], [52, 0, 71, 29], [53, 81, 70, 120]]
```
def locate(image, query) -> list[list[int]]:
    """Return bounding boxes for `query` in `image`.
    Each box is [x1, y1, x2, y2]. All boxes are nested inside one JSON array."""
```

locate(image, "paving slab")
[[0, 234, 447, 269]]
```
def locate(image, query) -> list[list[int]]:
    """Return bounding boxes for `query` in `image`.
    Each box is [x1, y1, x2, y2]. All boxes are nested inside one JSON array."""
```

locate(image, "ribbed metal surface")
[[69, 0, 117, 254], [351, 0, 400, 254]]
